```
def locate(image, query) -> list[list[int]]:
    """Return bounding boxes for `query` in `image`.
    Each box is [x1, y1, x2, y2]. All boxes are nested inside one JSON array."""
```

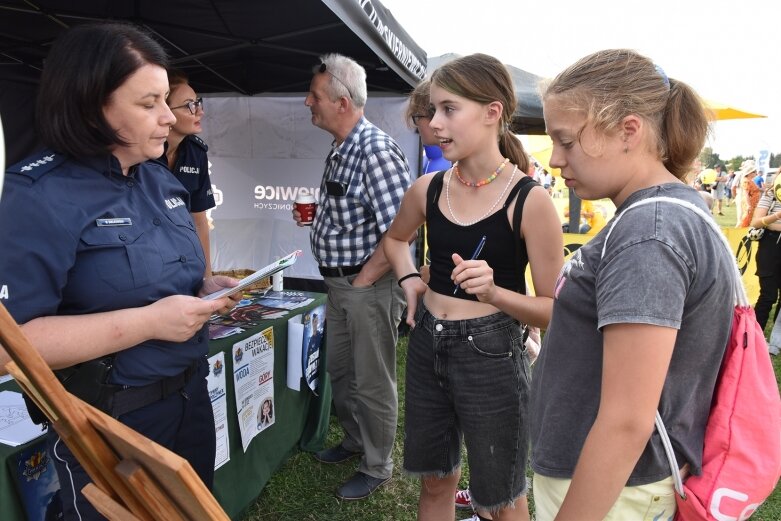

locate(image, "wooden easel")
[[0, 302, 229, 520]]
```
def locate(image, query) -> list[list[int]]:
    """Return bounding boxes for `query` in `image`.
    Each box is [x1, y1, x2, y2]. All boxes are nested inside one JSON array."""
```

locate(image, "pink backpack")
[[612, 197, 781, 520]]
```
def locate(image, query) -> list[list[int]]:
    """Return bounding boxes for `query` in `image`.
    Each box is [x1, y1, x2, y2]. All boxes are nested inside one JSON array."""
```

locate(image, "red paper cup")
[[295, 195, 317, 225]]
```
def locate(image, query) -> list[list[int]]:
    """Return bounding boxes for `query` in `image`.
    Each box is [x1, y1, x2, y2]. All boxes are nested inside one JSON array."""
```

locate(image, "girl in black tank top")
[[382, 54, 564, 521]]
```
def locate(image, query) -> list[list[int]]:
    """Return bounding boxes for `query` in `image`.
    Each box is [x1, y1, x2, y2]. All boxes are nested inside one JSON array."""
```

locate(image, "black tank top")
[[426, 170, 535, 301]]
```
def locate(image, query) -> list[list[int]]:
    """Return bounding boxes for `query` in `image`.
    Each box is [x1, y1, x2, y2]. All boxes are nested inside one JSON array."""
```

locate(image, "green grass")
[[243, 202, 781, 520]]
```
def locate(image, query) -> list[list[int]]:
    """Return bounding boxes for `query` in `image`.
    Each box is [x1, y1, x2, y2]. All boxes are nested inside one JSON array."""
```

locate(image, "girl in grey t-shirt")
[[529, 49, 733, 520]]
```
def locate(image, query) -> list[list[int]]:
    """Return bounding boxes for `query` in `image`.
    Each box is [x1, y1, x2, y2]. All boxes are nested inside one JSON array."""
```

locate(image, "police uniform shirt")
[[0, 150, 209, 386], [161, 135, 216, 212]]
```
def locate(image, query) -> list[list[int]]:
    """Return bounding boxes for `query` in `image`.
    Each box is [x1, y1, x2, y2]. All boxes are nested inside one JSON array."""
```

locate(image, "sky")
[[383, 0, 781, 162]]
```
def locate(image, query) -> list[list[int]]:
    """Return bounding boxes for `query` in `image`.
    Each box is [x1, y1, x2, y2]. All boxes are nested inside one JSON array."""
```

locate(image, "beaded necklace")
[[454, 157, 509, 188], [446, 164, 518, 227]]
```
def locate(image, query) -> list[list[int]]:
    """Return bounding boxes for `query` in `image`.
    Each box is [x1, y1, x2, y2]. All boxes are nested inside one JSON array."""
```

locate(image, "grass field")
[[242, 201, 781, 521]]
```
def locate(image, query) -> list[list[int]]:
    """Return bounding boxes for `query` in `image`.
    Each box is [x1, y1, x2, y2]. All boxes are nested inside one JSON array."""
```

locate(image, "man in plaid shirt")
[[294, 53, 410, 500]]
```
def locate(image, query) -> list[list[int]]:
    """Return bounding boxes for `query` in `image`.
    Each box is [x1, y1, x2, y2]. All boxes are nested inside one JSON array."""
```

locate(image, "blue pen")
[[454, 235, 487, 294]]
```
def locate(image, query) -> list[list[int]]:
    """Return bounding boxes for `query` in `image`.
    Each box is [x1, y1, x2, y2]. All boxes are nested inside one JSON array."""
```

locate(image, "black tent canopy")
[[0, 0, 428, 164], [0, 0, 426, 93]]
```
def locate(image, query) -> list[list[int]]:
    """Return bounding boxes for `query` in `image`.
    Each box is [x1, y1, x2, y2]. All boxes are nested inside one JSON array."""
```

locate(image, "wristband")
[[397, 272, 422, 287]]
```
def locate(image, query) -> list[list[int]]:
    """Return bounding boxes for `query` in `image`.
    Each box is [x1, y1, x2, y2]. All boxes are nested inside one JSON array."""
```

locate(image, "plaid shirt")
[[311, 117, 411, 267]]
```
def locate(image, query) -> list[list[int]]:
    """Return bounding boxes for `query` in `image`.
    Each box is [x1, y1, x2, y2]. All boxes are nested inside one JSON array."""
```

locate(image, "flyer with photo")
[[232, 326, 275, 452]]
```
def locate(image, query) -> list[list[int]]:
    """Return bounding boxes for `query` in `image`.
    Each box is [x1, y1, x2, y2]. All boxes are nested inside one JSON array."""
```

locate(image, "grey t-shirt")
[[530, 183, 733, 485]]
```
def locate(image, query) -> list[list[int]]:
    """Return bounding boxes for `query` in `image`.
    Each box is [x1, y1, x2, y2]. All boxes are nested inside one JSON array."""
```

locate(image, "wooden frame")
[[0, 303, 229, 520]]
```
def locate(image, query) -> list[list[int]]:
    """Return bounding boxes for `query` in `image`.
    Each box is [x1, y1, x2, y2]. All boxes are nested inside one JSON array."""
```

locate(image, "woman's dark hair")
[[35, 23, 169, 157]]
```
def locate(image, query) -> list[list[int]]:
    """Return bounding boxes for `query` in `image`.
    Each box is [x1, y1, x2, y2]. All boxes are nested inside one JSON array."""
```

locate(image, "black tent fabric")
[[0, 0, 427, 164], [427, 53, 545, 135]]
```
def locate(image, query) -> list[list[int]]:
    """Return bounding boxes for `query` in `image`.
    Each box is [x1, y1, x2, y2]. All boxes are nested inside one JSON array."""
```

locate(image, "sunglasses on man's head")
[[170, 97, 204, 115], [319, 63, 354, 100]]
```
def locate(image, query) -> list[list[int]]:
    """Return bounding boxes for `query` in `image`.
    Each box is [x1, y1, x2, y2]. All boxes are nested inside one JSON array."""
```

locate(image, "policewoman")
[[162, 69, 217, 276], [0, 23, 237, 521]]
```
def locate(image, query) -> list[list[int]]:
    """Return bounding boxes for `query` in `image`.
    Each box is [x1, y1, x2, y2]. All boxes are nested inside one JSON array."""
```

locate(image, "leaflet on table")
[[232, 326, 276, 452], [207, 352, 230, 470], [0, 391, 47, 446], [202, 250, 302, 301]]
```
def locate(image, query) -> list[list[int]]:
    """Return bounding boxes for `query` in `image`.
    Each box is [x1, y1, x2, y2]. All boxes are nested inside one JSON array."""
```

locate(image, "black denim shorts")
[[403, 301, 531, 510]]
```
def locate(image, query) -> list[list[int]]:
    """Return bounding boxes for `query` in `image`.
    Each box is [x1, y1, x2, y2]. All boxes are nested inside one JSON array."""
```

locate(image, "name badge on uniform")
[[96, 217, 132, 227]]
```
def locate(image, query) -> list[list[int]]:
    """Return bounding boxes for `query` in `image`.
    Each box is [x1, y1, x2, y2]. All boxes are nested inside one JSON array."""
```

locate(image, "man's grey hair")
[[313, 53, 367, 108]]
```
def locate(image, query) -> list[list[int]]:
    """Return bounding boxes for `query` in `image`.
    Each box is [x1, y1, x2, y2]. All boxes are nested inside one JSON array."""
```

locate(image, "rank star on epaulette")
[[19, 154, 55, 172]]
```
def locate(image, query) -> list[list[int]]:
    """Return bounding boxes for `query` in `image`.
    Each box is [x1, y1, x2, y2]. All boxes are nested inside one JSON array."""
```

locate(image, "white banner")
[[200, 95, 420, 279]]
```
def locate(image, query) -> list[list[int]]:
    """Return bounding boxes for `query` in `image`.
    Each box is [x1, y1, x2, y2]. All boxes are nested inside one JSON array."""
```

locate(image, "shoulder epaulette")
[[190, 135, 209, 152], [8, 151, 65, 181]]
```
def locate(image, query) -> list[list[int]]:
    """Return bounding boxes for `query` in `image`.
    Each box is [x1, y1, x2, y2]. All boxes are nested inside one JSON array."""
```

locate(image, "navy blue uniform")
[[161, 134, 215, 212], [0, 150, 216, 519]]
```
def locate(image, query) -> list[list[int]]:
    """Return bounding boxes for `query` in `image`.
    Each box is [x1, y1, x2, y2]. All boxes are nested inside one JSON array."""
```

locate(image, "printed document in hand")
[[202, 250, 302, 301]]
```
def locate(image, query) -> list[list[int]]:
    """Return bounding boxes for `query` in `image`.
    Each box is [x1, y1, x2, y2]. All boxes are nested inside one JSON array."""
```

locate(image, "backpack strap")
[[601, 196, 746, 306], [602, 195, 746, 499]]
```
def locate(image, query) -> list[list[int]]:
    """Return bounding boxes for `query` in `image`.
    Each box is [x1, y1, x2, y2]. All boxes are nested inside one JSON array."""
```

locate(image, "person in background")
[[0, 23, 238, 521], [748, 181, 781, 330], [293, 53, 409, 500], [740, 162, 762, 227], [725, 167, 736, 206], [406, 78, 452, 174], [384, 53, 563, 521], [163, 69, 216, 276], [531, 49, 733, 520], [711, 163, 727, 215], [755, 169, 766, 189]]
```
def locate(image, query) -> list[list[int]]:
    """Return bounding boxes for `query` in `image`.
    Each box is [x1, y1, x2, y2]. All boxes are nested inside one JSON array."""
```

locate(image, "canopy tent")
[[0, 0, 427, 164], [427, 53, 546, 135]]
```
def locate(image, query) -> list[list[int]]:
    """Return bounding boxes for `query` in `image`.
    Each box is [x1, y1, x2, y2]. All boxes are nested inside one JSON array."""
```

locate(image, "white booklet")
[[202, 250, 302, 301], [0, 390, 47, 446]]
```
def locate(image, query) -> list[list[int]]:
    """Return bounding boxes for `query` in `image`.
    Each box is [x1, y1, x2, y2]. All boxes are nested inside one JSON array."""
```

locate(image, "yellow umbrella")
[[702, 98, 766, 121]]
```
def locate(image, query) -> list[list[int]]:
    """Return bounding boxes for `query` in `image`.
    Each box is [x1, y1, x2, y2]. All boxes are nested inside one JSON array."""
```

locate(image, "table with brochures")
[[0, 291, 331, 520]]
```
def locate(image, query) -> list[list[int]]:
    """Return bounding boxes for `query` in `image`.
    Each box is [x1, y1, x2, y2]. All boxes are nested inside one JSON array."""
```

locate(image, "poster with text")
[[232, 326, 275, 452], [207, 352, 230, 470]]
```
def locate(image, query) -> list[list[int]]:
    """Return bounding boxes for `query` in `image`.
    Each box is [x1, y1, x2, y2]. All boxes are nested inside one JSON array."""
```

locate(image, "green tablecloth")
[[211, 291, 331, 519], [0, 291, 331, 520]]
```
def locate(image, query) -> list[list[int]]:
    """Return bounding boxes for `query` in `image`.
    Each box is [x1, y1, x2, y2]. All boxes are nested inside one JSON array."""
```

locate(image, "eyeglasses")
[[319, 63, 354, 100], [170, 97, 204, 115], [411, 106, 436, 125]]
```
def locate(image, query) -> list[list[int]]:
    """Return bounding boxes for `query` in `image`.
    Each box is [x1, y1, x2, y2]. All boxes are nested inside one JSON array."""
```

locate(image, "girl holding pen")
[[383, 54, 563, 521]]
